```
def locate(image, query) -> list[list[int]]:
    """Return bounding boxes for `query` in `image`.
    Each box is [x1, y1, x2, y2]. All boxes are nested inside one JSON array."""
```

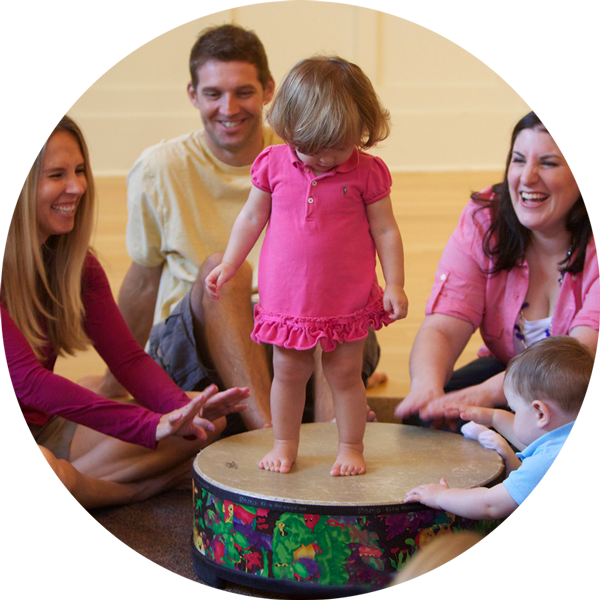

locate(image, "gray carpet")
[[0, 490, 284, 600]]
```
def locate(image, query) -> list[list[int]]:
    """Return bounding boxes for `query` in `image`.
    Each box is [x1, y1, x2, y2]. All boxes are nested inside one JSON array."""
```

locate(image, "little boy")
[[404, 336, 594, 519]]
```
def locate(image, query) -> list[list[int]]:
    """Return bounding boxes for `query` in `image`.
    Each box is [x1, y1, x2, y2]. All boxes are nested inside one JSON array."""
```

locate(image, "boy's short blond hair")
[[505, 336, 594, 415], [267, 56, 390, 154]]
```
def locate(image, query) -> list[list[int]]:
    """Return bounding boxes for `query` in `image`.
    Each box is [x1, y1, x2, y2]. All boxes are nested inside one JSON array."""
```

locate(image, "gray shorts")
[[148, 290, 380, 392], [29, 416, 78, 460], [148, 292, 222, 392]]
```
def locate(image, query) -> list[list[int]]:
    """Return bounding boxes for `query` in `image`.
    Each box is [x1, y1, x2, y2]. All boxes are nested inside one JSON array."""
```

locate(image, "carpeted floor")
[[0, 490, 284, 600], [0, 490, 530, 600]]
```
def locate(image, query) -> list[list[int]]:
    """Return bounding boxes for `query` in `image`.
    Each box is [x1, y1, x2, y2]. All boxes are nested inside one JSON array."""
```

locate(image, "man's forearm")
[[118, 262, 163, 348]]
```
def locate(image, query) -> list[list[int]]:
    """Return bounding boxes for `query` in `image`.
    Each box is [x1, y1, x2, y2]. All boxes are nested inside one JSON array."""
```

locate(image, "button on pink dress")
[[250, 145, 394, 351]]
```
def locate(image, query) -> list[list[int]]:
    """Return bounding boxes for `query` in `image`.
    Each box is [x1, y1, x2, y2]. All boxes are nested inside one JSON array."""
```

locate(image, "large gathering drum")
[[192, 423, 504, 597]]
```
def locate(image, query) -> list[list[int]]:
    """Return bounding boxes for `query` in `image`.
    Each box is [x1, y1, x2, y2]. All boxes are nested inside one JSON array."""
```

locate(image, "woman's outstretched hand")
[[156, 384, 249, 442], [395, 373, 507, 429], [185, 385, 250, 422]]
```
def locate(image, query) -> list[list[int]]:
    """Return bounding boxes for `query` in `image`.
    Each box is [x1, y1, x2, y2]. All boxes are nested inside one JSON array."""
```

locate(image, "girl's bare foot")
[[258, 440, 299, 473], [330, 443, 366, 477]]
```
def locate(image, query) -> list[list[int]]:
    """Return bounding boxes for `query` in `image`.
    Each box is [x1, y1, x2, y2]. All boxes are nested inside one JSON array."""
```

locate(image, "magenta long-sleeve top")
[[2, 253, 190, 449]]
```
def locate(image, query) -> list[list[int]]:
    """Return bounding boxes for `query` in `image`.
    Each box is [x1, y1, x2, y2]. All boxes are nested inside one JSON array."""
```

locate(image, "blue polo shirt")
[[503, 416, 600, 567]]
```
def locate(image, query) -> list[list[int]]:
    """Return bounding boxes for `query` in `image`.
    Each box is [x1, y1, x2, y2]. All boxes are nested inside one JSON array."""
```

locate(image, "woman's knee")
[[9, 444, 70, 504]]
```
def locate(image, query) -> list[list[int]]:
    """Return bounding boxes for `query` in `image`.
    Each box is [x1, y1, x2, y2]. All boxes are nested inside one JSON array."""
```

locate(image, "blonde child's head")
[[504, 335, 594, 417], [267, 56, 390, 155], [381, 533, 565, 600]]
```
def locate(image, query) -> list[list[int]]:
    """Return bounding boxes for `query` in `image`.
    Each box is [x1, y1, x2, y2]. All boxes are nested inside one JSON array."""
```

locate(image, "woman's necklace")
[[514, 244, 573, 350]]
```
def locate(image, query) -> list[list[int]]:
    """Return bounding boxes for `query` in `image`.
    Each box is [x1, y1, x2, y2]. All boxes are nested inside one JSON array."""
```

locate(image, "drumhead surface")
[[193, 423, 504, 506]]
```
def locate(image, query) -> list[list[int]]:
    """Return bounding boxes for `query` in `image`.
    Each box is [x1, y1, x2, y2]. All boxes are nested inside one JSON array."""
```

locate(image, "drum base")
[[191, 537, 373, 598], [192, 424, 504, 597]]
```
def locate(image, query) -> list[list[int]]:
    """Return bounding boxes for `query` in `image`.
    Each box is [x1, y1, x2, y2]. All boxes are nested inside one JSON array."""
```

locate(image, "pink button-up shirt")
[[426, 194, 599, 364]]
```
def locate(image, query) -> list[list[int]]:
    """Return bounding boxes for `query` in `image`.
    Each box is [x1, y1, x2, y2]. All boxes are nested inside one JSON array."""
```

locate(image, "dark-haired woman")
[[395, 112, 598, 424]]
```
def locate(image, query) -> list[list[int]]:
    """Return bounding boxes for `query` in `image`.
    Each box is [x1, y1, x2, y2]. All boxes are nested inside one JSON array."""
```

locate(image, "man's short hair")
[[505, 335, 594, 415], [189, 24, 273, 90]]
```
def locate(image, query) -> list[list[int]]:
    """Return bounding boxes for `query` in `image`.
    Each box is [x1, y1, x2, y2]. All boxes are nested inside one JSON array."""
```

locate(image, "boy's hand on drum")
[[383, 285, 408, 320], [205, 263, 237, 300], [184, 385, 249, 422], [404, 478, 449, 509]]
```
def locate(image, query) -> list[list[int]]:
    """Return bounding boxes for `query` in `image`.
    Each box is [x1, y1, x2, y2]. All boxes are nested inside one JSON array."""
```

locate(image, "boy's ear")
[[532, 400, 552, 429]]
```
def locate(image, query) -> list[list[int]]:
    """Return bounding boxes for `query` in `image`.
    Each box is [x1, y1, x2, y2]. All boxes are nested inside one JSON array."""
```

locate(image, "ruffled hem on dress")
[[251, 298, 393, 351]]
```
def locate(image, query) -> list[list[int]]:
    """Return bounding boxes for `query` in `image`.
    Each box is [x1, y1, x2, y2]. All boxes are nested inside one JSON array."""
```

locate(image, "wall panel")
[[69, 1, 529, 175]]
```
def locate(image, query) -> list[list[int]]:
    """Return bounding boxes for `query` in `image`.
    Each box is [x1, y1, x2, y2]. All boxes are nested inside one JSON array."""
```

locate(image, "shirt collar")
[[287, 145, 360, 175], [516, 420, 575, 460]]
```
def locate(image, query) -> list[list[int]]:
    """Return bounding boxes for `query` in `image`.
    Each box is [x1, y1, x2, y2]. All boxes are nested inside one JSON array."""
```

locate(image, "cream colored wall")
[[69, 1, 529, 176]]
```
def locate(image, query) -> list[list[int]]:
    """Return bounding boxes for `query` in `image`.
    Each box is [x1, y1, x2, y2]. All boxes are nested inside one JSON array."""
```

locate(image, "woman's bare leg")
[[259, 346, 314, 473], [68, 417, 226, 484], [0, 441, 182, 520], [321, 339, 367, 476], [0, 419, 225, 520]]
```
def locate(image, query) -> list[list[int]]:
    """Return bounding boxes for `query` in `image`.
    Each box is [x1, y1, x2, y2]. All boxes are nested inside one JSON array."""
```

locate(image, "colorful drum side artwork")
[[191, 423, 505, 596]]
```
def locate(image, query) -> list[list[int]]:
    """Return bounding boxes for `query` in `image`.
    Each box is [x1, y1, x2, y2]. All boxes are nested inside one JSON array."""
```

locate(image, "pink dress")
[[250, 144, 394, 351]]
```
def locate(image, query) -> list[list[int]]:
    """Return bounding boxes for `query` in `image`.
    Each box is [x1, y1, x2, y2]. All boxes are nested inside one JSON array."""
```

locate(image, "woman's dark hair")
[[473, 111, 591, 276]]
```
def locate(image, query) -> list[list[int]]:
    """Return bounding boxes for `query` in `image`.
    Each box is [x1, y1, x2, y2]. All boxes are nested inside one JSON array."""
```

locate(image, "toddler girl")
[[205, 56, 408, 476]]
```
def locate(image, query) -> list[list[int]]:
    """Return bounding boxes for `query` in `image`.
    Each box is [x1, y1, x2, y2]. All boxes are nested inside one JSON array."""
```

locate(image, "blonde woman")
[[382, 533, 565, 600], [2, 116, 248, 508]]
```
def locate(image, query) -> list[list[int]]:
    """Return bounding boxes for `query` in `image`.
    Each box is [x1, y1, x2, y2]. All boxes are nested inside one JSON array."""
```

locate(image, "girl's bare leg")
[[259, 346, 314, 473], [321, 339, 367, 476]]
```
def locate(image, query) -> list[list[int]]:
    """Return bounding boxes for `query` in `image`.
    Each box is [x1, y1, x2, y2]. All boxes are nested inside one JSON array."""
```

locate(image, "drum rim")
[[192, 468, 504, 515]]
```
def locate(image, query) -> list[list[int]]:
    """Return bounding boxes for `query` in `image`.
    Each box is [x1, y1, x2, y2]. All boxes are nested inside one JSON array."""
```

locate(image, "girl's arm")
[[405, 478, 518, 520], [366, 195, 408, 320], [205, 186, 272, 299]]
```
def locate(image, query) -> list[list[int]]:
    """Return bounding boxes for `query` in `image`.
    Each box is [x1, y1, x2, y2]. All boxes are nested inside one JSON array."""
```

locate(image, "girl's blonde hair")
[[267, 56, 391, 154], [381, 533, 565, 600], [2, 116, 95, 361]]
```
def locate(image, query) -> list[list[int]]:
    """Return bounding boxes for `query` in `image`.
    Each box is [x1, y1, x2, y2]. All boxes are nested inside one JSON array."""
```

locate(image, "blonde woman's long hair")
[[2, 116, 95, 360], [381, 533, 566, 600]]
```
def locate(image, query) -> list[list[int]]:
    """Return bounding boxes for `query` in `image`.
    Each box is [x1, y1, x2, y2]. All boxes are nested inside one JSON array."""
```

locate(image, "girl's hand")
[[205, 263, 237, 300], [383, 285, 408, 320]]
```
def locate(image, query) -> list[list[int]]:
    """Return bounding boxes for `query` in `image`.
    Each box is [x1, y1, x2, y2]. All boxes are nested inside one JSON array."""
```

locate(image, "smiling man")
[[85, 24, 382, 433], [85, 25, 277, 431]]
